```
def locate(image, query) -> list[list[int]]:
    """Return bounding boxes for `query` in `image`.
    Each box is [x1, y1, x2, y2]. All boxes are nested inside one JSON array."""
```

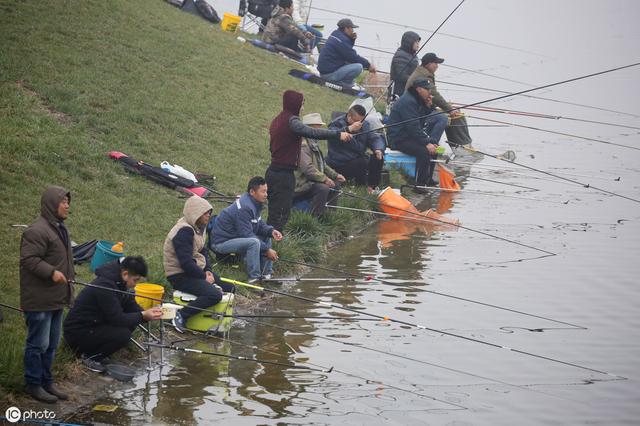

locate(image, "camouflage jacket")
[[262, 6, 307, 45]]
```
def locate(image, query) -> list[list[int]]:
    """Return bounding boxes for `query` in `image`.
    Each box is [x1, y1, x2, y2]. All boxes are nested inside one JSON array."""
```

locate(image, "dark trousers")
[[64, 323, 136, 361], [396, 141, 436, 186], [278, 33, 304, 52], [294, 182, 340, 216], [266, 166, 295, 232], [24, 310, 63, 386], [168, 275, 235, 322], [333, 156, 383, 188]]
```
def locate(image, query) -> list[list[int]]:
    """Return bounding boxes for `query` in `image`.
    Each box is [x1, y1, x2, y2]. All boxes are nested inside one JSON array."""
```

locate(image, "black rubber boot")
[[25, 385, 57, 404], [43, 383, 69, 400]]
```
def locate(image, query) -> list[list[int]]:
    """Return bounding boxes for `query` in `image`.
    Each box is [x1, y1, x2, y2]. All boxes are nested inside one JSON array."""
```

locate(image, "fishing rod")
[[460, 175, 541, 191], [362, 0, 466, 120], [221, 313, 382, 321], [453, 103, 640, 130], [331, 189, 557, 255], [0, 302, 22, 312], [440, 80, 640, 119], [396, 185, 569, 204], [309, 6, 547, 58], [223, 276, 622, 380], [468, 115, 640, 151], [144, 342, 333, 373], [448, 142, 640, 204]]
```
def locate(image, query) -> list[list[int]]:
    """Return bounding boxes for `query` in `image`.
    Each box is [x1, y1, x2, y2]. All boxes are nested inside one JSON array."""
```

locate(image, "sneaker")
[[351, 83, 364, 91], [248, 277, 261, 284], [25, 384, 57, 404], [262, 274, 272, 280], [43, 383, 69, 400], [171, 311, 186, 334], [82, 357, 106, 373]]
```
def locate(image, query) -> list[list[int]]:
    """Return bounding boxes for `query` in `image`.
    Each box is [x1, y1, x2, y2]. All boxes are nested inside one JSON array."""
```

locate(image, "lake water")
[[69, 1, 640, 424]]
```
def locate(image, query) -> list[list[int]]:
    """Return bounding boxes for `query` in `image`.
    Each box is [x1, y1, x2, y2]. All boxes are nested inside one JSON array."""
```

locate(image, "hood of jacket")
[[400, 31, 420, 53], [94, 259, 123, 288], [282, 90, 304, 115], [41, 186, 70, 225], [182, 196, 213, 232]]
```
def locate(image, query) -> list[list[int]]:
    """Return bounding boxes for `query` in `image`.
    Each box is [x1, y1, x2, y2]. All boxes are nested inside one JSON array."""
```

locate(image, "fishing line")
[[468, 115, 640, 151], [460, 175, 541, 191], [309, 6, 548, 58], [331, 189, 557, 255], [396, 185, 568, 204], [448, 143, 640, 204]]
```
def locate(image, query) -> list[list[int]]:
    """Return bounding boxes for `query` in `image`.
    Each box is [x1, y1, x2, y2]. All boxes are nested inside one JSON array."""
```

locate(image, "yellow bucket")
[[134, 283, 164, 309], [220, 13, 241, 32]]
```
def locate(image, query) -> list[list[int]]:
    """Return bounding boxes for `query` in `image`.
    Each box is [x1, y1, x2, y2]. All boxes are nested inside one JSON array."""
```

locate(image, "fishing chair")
[[238, 0, 276, 33]]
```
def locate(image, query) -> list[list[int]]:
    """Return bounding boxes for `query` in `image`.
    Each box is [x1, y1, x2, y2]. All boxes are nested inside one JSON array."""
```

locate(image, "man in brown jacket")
[[406, 52, 456, 115], [20, 186, 75, 403]]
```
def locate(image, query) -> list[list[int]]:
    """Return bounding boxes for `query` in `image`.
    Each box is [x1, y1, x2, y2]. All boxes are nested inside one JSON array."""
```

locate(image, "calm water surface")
[[71, 1, 639, 424]]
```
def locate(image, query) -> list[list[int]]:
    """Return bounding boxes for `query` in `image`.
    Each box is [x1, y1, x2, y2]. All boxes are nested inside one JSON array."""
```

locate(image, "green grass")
[[0, 0, 379, 396]]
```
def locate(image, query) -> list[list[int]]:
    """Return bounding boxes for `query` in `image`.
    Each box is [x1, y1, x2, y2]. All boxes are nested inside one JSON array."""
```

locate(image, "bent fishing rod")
[[144, 342, 333, 373], [448, 142, 640, 204], [330, 188, 557, 256]]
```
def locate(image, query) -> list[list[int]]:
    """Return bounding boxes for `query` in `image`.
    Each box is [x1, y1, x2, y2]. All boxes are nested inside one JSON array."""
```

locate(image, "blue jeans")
[[321, 63, 364, 86], [24, 310, 63, 386], [212, 237, 273, 279], [424, 110, 449, 144]]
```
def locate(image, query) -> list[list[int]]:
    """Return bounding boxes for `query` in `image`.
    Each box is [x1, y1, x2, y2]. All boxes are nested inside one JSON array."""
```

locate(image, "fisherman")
[[327, 104, 385, 193], [317, 18, 376, 88], [389, 31, 421, 98], [266, 89, 351, 232], [262, 0, 314, 53], [387, 78, 449, 190], [63, 257, 163, 372], [163, 196, 234, 332], [294, 113, 346, 216], [19, 186, 74, 403], [406, 52, 456, 115], [211, 176, 283, 283]]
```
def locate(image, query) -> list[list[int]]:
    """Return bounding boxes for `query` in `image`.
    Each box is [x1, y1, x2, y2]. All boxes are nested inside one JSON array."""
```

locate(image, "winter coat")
[[269, 90, 341, 170], [386, 89, 437, 149], [262, 5, 307, 45], [294, 138, 339, 194], [327, 115, 386, 168], [318, 29, 370, 75], [163, 196, 213, 279], [63, 260, 143, 332], [210, 193, 274, 252], [19, 186, 74, 311], [405, 66, 453, 111], [390, 31, 420, 97]]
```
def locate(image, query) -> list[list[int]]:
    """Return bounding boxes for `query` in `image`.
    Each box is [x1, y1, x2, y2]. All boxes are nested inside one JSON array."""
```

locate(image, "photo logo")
[[5, 406, 21, 423]]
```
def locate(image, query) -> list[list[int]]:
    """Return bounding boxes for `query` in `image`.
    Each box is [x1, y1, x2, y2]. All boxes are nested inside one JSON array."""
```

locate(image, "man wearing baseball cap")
[[317, 18, 376, 88], [387, 78, 449, 191], [406, 52, 455, 115]]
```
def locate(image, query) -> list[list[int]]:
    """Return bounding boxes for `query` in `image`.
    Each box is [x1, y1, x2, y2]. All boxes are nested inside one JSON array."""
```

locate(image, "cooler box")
[[385, 150, 416, 177], [173, 291, 234, 333]]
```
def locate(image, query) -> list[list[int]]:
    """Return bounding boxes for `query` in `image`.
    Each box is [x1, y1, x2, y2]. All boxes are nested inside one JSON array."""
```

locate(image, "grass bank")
[[0, 0, 377, 396]]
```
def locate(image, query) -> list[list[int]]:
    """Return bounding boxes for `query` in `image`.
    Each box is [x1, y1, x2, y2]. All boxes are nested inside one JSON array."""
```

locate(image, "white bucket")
[[161, 303, 184, 320]]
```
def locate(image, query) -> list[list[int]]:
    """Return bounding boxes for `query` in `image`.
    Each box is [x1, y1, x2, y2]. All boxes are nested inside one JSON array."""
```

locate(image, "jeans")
[[212, 237, 273, 280], [332, 155, 384, 188], [168, 275, 235, 322], [266, 166, 295, 232], [64, 324, 136, 361], [24, 310, 63, 386], [321, 63, 364, 86], [424, 110, 449, 144]]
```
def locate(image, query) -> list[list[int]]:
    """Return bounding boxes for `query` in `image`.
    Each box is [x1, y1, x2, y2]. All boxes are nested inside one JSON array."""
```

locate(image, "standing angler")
[[19, 186, 75, 403]]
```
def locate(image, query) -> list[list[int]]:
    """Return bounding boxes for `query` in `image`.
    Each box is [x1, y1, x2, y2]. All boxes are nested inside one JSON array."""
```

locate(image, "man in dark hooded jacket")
[[266, 90, 352, 231], [63, 257, 163, 371], [390, 31, 421, 98], [19, 186, 75, 403]]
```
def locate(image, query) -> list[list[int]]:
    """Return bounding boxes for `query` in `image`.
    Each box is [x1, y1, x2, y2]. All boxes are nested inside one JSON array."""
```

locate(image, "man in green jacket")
[[19, 186, 75, 403], [294, 113, 346, 216], [406, 52, 457, 115]]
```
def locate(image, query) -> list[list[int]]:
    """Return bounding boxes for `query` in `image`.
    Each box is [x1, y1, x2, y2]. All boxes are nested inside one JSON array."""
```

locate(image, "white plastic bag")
[[160, 161, 198, 183]]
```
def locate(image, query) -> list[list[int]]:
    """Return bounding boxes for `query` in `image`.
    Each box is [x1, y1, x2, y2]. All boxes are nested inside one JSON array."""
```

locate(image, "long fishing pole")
[[144, 342, 333, 373], [440, 80, 640, 119], [0, 302, 22, 312], [453, 103, 640, 130], [448, 142, 640, 204], [222, 313, 382, 321], [460, 175, 541, 191], [222, 277, 621, 379], [331, 189, 557, 255], [468, 115, 640, 151], [363, 0, 466, 120]]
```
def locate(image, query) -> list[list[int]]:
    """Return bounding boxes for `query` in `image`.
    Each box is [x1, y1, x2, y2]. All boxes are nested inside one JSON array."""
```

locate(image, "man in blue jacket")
[[387, 78, 449, 190], [327, 105, 386, 192], [211, 177, 283, 283], [318, 18, 376, 87]]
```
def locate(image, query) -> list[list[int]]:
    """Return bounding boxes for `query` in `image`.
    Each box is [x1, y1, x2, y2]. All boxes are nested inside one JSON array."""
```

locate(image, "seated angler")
[[387, 78, 449, 191], [327, 104, 386, 193], [210, 177, 283, 283], [63, 257, 163, 372], [163, 196, 235, 332], [294, 113, 346, 216], [262, 0, 314, 52]]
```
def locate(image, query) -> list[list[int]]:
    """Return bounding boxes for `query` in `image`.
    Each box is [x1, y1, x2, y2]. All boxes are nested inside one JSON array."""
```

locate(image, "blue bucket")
[[90, 240, 124, 272]]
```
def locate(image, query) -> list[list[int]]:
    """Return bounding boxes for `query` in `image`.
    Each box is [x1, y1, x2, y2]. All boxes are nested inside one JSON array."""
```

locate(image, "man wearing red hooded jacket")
[[266, 90, 353, 232]]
